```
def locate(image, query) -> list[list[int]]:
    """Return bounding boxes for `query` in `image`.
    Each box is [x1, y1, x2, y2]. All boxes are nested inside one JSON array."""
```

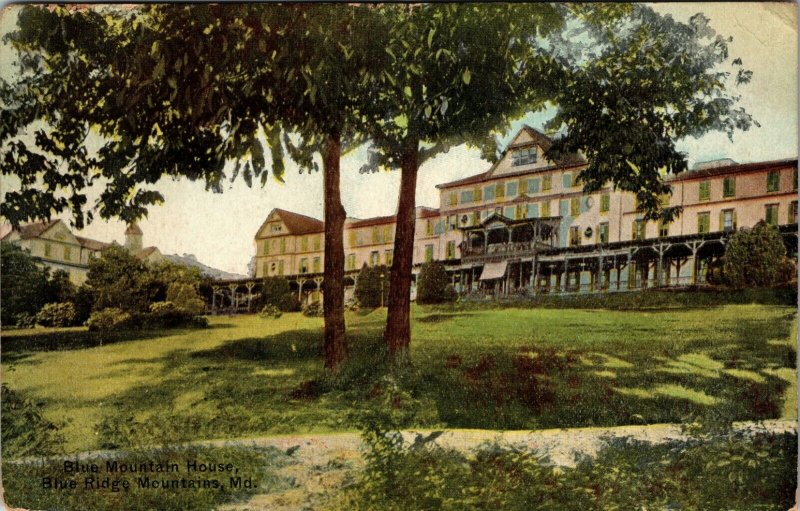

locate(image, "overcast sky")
[[0, 3, 796, 275]]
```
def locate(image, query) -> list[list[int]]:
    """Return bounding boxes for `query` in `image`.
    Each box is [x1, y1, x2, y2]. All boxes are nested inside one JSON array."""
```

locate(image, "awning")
[[480, 261, 508, 281]]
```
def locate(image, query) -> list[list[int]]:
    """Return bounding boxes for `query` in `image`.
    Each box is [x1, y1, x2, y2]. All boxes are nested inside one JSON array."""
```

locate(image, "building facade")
[[249, 126, 797, 304]]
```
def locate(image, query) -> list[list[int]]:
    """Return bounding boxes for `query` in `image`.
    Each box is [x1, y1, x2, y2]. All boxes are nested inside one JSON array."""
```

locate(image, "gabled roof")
[[417, 207, 440, 219], [256, 208, 324, 237], [75, 236, 111, 251], [2, 219, 60, 240], [347, 215, 396, 228]]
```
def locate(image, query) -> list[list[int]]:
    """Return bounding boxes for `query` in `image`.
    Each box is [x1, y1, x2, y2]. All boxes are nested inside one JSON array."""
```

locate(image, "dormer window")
[[512, 147, 537, 166], [270, 224, 282, 233]]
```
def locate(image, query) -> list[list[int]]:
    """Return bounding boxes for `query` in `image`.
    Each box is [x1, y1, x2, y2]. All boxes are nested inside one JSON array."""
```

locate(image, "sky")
[[0, 3, 797, 275]]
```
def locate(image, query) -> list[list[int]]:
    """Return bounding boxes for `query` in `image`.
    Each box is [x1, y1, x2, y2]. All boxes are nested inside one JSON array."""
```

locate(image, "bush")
[[261, 276, 301, 312], [1, 383, 64, 459], [260, 304, 283, 319], [723, 221, 788, 288], [35, 302, 77, 328], [72, 285, 94, 325], [13, 312, 36, 329], [416, 261, 456, 304], [302, 301, 323, 317], [138, 301, 207, 329], [354, 264, 390, 309], [165, 282, 205, 315], [86, 307, 132, 332], [1, 242, 51, 326]]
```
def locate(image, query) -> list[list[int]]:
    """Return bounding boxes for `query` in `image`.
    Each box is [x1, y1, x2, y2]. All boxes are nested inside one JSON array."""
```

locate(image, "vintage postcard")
[[0, 3, 797, 510]]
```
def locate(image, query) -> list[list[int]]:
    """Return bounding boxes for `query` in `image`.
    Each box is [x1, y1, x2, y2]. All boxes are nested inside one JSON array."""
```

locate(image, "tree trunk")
[[385, 138, 419, 364], [322, 132, 348, 372]]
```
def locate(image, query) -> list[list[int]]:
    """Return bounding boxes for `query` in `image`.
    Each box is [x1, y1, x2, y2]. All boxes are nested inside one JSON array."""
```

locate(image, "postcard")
[[1, 3, 797, 510]]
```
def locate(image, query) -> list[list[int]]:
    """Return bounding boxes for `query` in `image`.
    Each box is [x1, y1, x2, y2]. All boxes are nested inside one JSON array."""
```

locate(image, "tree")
[[85, 245, 151, 312], [260, 276, 300, 312], [0, 241, 50, 325], [722, 222, 788, 288], [361, 4, 566, 362], [354, 264, 390, 309], [2, 4, 388, 372], [416, 261, 456, 305]]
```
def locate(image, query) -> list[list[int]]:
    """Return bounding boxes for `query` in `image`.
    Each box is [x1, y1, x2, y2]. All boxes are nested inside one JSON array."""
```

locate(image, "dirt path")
[[213, 419, 796, 511]]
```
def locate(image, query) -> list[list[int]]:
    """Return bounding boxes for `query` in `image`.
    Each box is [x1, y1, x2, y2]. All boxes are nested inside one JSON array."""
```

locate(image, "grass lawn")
[[2, 299, 796, 454]]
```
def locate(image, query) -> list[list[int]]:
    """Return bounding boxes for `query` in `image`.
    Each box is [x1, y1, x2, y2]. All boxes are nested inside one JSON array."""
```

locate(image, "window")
[[278, 260, 284, 275], [563, 173, 575, 189], [474, 187, 483, 202], [559, 199, 569, 217], [632, 220, 646, 240], [424, 244, 434, 263], [44, 242, 52, 258], [370, 251, 379, 266], [570, 197, 580, 216], [600, 194, 610, 213], [63, 246, 71, 261], [425, 220, 434, 236], [658, 220, 670, 238], [280, 237, 286, 254], [697, 212, 711, 234], [698, 180, 711, 201], [542, 175, 552, 191], [372, 227, 381, 244], [526, 203, 539, 218], [446, 241, 456, 260], [263, 262, 270, 277], [346, 254, 356, 271], [659, 193, 671, 207], [483, 185, 495, 201], [301, 236, 309, 251], [723, 177, 736, 198], [270, 224, 282, 232], [511, 146, 537, 166], [313, 235, 321, 251], [597, 222, 609, 244], [471, 211, 480, 226], [495, 183, 505, 200], [312, 257, 321, 273], [348, 230, 357, 247], [384, 226, 392, 243], [460, 190, 474, 204], [447, 215, 457, 231], [790, 201, 798, 224], [262, 240, 269, 255], [434, 220, 445, 235], [299, 258, 308, 274], [506, 181, 518, 197], [503, 206, 515, 219], [569, 226, 581, 247], [767, 171, 780, 192], [541, 201, 551, 217], [449, 192, 458, 206], [721, 209, 736, 232], [384, 250, 393, 266], [527, 178, 540, 194], [765, 204, 779, 226]]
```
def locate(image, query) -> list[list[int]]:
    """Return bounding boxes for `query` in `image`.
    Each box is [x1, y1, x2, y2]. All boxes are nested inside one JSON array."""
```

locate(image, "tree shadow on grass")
[[0, 329, 169, 354]]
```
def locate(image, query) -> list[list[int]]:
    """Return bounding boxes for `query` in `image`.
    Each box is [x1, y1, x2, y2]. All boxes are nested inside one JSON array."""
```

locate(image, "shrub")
[[86, 307, 132, 332], [416, 261, 456, 304], [1, 242, 51, 326], [261, 276, 301, 312], [723, 221, 788, 288], [14, 312, 36, 329], [139, 302, 207, 329], [260, 304, 283, 319], [72, 285, 94, 325], [1, 383, 64, 458], [354, 264, 390, 308], [302, 301, 323, 317], [35, 302, 77, 328], [165, 282, 205, 314]]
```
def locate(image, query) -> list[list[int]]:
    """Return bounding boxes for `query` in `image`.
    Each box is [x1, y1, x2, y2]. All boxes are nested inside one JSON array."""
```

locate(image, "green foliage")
[[0, 241, 50, 326], [302, 301, 323, 317], [1, 383, 64, 459], [339, 422, 796, 511], [35, 302, 77, 327], [416, 261, 456, 304], [86, 307, 133, 332], [723, 221, 789, 288], [86, 246, 151, 313], [261, 276, 301, 312], [260, 304, 283, 319], [44, 269, 76, 303], [72, 284, 95, 325], [354, 264, 390, 308], [165, 282, 205, 315]]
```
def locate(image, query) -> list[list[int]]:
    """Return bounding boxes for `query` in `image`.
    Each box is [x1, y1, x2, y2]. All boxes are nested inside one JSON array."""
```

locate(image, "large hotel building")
[[253, 126, 798, 302]]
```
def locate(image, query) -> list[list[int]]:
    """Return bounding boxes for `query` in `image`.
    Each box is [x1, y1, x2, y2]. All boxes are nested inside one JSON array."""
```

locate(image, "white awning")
[[480, 261, 508, 281]]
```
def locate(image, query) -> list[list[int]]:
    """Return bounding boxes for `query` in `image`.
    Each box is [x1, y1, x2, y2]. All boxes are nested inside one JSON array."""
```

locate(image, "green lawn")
[[2, 300, 796, 454]]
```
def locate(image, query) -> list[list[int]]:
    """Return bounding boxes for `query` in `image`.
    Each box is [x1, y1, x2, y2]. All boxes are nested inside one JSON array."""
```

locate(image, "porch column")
[[246, 282, 255, 312], [562, 258, 569, 293], [211, 286, 218, 313], [297, 278, 306, 301]]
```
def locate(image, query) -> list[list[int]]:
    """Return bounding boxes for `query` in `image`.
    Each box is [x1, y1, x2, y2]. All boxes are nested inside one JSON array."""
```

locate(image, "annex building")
[[246, 126, 797, 305]]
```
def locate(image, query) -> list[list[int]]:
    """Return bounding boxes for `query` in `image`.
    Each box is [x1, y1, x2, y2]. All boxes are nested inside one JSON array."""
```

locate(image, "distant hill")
[[163, 253, 247, 281]]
